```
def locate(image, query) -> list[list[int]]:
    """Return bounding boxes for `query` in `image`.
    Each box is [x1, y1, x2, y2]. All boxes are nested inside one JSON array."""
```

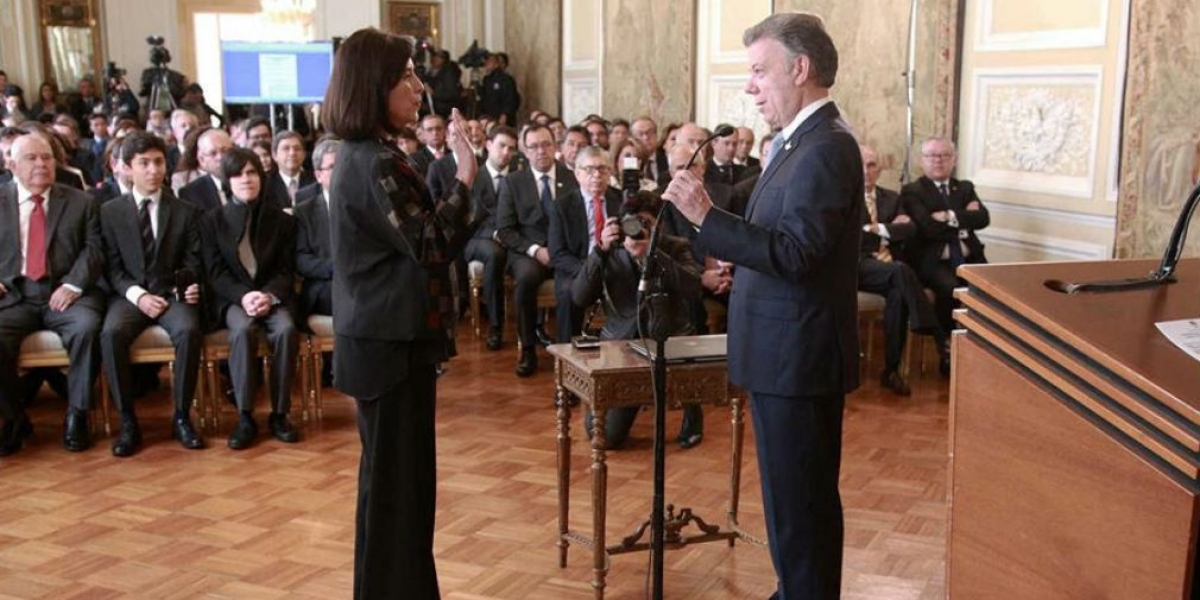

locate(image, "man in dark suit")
[[201, 151, 300, 450], [900, 137, 989, 375], [409, 115, 448, 180], [548, 146, 622, 344], [705, 123, 746, 186], [89, 136, 130, 205], [664, 14, 861, 599], [464, 125, 517, 350], [263, 130, 315, 212], [0, 132, 106, 455], [735, 126, 762, 170], [99, 132, 205, 456], [631, 117, 670, 187], [294, 137, 338, 319], [178, 128, 234, 213], [857, 145, 942, 396], [496, 124, 578, 376]]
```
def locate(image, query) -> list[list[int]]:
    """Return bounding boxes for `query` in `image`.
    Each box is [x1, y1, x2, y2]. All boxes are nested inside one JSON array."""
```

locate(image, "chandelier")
[[261, 0, 316, 27]]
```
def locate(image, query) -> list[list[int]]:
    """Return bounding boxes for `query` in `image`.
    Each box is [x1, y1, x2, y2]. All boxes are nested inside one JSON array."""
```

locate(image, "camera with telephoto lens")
[[147, 36, 171, 68], [618, 156, 648, 240]]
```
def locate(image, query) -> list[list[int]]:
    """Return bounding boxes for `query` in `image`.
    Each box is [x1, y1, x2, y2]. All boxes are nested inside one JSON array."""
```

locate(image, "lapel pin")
[[784, 141, 793, 151]]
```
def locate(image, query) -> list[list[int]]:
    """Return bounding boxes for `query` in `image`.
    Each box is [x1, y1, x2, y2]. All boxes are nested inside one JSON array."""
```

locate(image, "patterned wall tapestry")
[[1116, 0, 1200, 259]]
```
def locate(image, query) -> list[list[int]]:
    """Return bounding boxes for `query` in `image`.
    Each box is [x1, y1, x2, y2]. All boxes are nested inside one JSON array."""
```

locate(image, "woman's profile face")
[[229, 163, 262, 203], [387, 59, 425, 131]]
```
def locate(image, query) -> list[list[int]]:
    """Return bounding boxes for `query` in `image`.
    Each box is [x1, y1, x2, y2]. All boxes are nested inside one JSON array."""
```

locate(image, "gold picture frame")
[[383, 2, 441, 48]]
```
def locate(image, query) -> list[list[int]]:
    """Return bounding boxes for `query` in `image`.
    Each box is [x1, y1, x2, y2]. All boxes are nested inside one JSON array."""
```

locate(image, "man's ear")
[[792, 54, 811, 87]]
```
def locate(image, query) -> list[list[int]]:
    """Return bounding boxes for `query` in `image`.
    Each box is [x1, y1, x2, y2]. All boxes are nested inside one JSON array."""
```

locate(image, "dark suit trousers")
[[553, 277, 584, 343], [858, 258, 938, 372], [224, 305, 298, 414], [465, 238, 506, 330], [100, 299, 201, 413], [507, 253, 550, 349], [751, 391, 845, 600], [0, 295, 103, 418], [353, 364, 440, 600], [917, 258, 961, 338]]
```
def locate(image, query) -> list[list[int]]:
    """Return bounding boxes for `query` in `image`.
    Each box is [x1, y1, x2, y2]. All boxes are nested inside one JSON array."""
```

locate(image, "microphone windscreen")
[[713, 124, 736, 138]]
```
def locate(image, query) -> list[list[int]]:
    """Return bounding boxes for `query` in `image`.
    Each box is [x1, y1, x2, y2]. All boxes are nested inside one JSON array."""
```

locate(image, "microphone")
[[640, 124, 735, 296], [1044, 180, 1198, 294]]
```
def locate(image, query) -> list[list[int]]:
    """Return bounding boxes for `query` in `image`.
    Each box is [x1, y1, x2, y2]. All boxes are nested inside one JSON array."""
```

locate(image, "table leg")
[[591, 406, 608, 600], [728, 394, 745, 546], [556, 377, 572, 568]]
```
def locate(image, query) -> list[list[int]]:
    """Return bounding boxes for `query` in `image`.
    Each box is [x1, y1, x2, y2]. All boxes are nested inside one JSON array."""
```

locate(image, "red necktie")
[[592, 195, 605, 246], [26, 194, 47, 281]]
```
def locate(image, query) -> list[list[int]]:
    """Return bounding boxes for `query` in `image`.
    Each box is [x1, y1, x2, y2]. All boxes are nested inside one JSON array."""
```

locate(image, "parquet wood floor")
[[0, 322, 948, 599]]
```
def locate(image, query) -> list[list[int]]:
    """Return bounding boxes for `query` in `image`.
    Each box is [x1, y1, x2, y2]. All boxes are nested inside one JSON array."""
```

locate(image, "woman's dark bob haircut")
[[322, 28, 415, 141]]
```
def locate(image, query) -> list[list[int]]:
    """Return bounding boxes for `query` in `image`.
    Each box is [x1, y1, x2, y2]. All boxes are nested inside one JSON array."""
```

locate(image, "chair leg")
[[312, 348, 324, 420], [97, 375, 112, 436], [471, 284, 482, 339], [299, 345, 311, 423]]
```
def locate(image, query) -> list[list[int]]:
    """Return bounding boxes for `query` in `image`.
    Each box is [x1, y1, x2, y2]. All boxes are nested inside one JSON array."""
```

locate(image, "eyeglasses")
[[922, 152, 954, 160], [578, 165, 611, 176]]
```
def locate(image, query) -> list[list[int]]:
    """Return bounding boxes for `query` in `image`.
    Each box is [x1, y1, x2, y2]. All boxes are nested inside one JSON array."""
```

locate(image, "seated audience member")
[[85, 114, 111, 184], [395, 126, 421, 159], [200, 147, 300, 449], [548, 145, 622, 344], [264, 130, 313, 211], [571, 191, 705, 449], [170, 125, 208, 193], [546, 117, 566, 144], [584, 117, 610, 149], [705, 123, 746, 186], [166, 109, 199, 175], [495, 124, 579, 376], [29, 82, 67, 121], [146, 109, 171, 141], [609, 138, 656, 191], [609, 119, 630, 153], [734, 126, 760, 170], [559, 125, 589, 172], [3, 85, 29, 126], [630, 117, 669, 187], [178, 127, 234, 211], [249, 139, 276, 175], [99, 132, 206, 456], [901, 137, 989, 376], [49, 115, 93, 179], [244, 117, 272, 148], [70, 77, 104, 128], [465, 119, 486, 158], [411, 114, 449, 179], [89, 136, 130, 204], [465, 126, 517, 350], [0, 126, 25, 184], [857, 145, 945, 396], [294, 137, 340, 318], [0, 132, 105, 455]]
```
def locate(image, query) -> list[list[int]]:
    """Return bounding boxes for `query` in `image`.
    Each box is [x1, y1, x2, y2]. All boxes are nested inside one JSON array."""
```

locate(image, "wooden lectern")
[[949, 258, 1200, 599]]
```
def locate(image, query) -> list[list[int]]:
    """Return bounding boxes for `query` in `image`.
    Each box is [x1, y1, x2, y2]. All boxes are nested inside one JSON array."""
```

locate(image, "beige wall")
[[957, 0, 1127, 263], [1116, 0, 1200, 259], [694, 0, 772, 147], [505, 0, 561, 119]]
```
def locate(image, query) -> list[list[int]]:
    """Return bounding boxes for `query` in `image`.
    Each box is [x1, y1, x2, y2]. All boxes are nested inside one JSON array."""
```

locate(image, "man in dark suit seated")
[[857, 145, 943, 396], [496, 124, 578, 376], [900, 137, 989, 376], [630, 117, 670, 188], [734, 126, 761, 170], [98, 132, 206, 456], [548, 145, 622, 344], [0, 132, 106, 455], [263, 130, 314, 212], [464, 126, 517, 350], [663, 14, 862, 599], [178, 127, 234, 213], [294, 137, 339, 318], [570, 191, 705, 449], [89, 136, 131, 205], [201, 148, 300, 450], [705, 123, 746, 186], [410, 114, 448, 180], [166, 109, 199, 176]]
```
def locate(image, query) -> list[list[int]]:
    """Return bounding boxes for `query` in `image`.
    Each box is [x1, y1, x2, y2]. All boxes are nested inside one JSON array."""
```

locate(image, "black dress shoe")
[[678, 431, 704, 449], [227, 415, 258, 450], [268, 413, 299, 443], [63, 411, 91, 452], [172, 418, 205, 450], [515, 349, 537, 378], [486, 328, 502, 351], [534, 327, 553, 348], [111, 420, 142, 457], [0, 413, 33, 457], [880, 370, 912, 396]]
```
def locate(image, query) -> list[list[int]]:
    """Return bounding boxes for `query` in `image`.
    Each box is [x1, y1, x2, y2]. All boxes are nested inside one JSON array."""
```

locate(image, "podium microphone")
[[639, 124, 736, 296], [1045, 180, 1198, 294]]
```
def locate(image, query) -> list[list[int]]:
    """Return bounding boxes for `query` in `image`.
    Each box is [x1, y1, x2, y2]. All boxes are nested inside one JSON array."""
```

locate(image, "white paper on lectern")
[[1156, 319, 1200, 363]]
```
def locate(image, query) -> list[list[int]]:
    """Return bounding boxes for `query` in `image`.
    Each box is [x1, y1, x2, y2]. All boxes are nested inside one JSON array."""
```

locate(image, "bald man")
[[178, 128, 234, 213], [0, 133, 106, 455]]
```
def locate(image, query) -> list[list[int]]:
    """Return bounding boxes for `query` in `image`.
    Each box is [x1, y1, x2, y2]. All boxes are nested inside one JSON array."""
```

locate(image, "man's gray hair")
[[743, 13, 838, 88], [312, 136, 342, 168], [576, 145, 611, 167], [921, 137, 956, 154]]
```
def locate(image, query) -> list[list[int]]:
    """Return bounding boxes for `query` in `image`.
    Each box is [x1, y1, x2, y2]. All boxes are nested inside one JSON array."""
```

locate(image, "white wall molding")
[[705, 74, 766, 132], [985, 200, 1117, 229], [1106, 0, 1131, 202], [561, 0, 599, 71], [978, 227, 1111, 261], [965, 66, 1104, 200], [976, 0, 1109, 52], [563, 77, 599, 125]]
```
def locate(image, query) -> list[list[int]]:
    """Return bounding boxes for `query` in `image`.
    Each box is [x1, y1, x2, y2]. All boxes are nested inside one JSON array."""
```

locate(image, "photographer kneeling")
[[572, 191, 705, 449]]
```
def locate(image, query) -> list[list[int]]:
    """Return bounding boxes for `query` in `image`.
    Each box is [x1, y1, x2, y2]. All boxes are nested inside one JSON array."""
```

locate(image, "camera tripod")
[[147, 66, 176, 114]]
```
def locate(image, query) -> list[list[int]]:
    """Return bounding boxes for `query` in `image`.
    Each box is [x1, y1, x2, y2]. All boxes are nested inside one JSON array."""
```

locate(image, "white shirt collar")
[[531, 165, 556, 187], [486, 161, 507, 180], [779, 97, 834, 145], [15, 181, 49, 204], [133, 188, 163, 205]]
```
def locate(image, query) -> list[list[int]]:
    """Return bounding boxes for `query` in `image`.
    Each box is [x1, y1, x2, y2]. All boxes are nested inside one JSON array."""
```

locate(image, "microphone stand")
[[636, 221, 670, 600]]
